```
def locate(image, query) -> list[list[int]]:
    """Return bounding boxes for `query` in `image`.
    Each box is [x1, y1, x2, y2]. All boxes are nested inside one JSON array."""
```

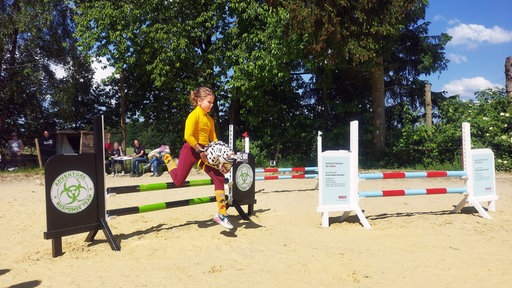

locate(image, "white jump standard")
[[317, 121, 498, 229]]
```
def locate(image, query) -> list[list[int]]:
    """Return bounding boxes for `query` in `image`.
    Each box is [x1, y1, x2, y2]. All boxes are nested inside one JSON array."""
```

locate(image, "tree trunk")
[[425, 82, 432, 128], [119, 68, 127, 152], [370, 61, 386, 153], [321, 66, 330, 132], [0, 42, 5, 95], [506, 56, 512, 100]]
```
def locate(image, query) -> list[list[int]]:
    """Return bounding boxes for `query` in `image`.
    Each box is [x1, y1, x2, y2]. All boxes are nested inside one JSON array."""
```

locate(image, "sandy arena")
[[1, 170, 511, 287]]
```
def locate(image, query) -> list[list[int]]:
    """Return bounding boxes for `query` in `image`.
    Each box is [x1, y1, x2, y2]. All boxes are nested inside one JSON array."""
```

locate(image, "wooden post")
[[425, 83, 432, 128], [35, 138, 43, 169], [120, 68, 127, 153], [505, 56, 512, 100]]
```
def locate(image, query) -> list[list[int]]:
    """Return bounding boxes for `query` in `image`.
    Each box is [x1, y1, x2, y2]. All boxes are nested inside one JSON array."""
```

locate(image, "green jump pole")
[[106, 179, 214, 195], [107, 196, 217, 217]]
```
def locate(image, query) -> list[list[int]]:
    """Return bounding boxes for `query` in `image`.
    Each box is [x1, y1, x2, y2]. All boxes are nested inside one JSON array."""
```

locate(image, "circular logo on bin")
[[50, 170, 94, 214], [235, 163, 253, 192]]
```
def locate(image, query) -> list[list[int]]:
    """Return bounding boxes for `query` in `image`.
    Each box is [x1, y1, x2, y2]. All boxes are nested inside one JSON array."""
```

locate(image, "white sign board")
[[470, 148, 496, 200], [319, 150, 352, 206], [317, 149, 369, 228]]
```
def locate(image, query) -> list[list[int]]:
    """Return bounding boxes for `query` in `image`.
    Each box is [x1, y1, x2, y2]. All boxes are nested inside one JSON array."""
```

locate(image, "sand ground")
[[0, 170, 511, 288]]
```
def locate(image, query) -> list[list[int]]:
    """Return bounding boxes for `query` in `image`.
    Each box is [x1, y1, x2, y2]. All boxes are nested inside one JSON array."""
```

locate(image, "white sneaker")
[[213, 214, 233, 229]]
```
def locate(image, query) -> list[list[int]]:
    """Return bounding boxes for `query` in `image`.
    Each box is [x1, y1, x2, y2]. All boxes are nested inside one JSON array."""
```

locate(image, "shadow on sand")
[[329, 206, 485, 227], [87, 208, 270, 248]]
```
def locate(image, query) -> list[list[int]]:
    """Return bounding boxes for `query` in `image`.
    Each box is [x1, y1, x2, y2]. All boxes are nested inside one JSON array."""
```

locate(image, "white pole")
[[350, 121, 358, 167], [317, 131, 324, 226], [317, 131, 323, 160], [350, 121, 359, 201], [229, 124, 234, 149], [462, 122, 472, 196], [244, 135, 249, 153]]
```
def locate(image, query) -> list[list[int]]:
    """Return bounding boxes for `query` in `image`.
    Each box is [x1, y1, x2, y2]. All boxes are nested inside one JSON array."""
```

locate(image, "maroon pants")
[[169, 143, 225, 190]]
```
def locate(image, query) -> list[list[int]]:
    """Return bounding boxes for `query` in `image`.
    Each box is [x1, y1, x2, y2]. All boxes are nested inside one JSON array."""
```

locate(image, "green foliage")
[[1, 0, 100, 154], [2, 0, 461, 174], [460, 89, 512, 171], [235, 138, 266, 167], [384, 88, 512, 171], [72, 0, 309, 159], [388, 115, 463, 170], [285, 0, 449, 154], [124, 121, 179, 153]]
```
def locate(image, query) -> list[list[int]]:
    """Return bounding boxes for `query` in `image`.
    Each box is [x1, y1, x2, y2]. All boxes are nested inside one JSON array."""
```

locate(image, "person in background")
[[104, 142, 112, 174], [8, 132, 24, 169], [145, 144, 170, 177], [106, 141, 125, 176], [130, 139, 147, 177], [39, 130, 56, 165]]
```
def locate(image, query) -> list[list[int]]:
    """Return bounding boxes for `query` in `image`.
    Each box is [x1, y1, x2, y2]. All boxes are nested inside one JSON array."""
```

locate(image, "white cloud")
[[446, 18, 461, 26], [447, 24, 512, 49], [442, 77, 504, 99], [50, 57, 115, 83], [432, 15, 445, 22], [447, 53, 467, 64], [92, 57, 116, 83], [50, 63, 67, 79], [432, 15, 459, 26]]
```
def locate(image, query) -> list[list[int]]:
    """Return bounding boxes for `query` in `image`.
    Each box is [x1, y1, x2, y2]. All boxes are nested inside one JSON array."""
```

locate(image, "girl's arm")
[[184, 112, 199, 147]]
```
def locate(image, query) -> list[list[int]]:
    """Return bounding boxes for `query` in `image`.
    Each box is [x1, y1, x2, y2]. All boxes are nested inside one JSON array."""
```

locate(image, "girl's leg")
[[169, 143, 199, 186], [204, 165, 225, 191], [203, 165, 225, 214], [204, 166, 233, 229]]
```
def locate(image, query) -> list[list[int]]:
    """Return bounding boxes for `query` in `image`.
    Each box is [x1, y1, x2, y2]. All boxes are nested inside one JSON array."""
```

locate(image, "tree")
[[1, 0, 97, 154], [73, 0, 305, 156], [221, 1, 306, 147], [284, 0, 449, 153], [1, 0, 53, 146], [74, 0, 150, 150]]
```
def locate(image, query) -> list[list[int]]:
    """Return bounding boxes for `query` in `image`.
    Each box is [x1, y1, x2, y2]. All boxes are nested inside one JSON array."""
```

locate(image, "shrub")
[[391, 88, 512, 171]]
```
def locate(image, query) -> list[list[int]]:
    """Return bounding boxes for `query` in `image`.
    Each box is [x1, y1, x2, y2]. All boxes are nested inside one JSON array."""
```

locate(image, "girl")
[[166, 86, 233, 229]]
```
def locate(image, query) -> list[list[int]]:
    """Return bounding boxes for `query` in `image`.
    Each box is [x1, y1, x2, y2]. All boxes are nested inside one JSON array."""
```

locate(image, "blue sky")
[[424, 0, 512, 99]]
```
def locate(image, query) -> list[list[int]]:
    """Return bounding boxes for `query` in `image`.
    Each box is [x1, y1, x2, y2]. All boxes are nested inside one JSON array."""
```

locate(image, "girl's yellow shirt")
[[184, 106, 217, 147]]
